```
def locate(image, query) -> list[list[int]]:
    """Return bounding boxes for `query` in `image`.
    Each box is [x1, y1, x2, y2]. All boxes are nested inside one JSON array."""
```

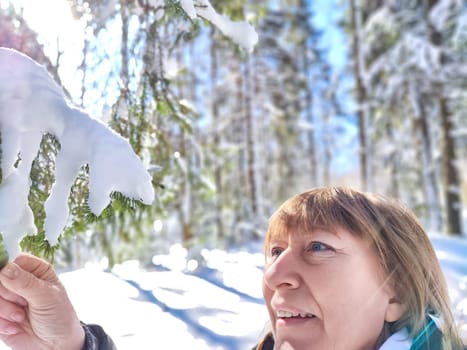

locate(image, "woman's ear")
[[385, 297, 404, 322]]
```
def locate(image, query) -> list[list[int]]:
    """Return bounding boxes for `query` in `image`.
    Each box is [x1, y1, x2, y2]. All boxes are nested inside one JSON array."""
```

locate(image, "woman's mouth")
[[276, 310, 316, 319]]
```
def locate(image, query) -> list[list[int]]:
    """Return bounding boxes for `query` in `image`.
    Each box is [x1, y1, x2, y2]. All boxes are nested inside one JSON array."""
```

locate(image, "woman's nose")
[[263, 248, 301, 290]]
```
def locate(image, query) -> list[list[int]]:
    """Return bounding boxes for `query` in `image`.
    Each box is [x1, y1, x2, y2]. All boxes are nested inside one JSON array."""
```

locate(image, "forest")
[[0, 0, 466, 267]]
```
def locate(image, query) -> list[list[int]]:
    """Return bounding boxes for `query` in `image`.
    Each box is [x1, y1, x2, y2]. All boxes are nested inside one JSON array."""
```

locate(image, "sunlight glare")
[[13, 0, 85, 99], [16, 0, 82, 45]]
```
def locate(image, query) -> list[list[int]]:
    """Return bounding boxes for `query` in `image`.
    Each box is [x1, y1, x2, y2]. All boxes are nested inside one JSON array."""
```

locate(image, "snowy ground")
[[0, 236, 466, 350], [62, 245, 269, 350]]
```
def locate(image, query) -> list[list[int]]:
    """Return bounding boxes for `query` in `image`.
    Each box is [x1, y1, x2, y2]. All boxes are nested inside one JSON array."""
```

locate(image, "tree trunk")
[[210, 28, 224, 240], [120, 0, 129, 93], [425, 0, 463, 235], [408, 82, 443, 232], [298, 0, 319, 186], [350, 0, 370, 190], [439, 95, 462, 235], [178, 57, 194, 249], [244, 58, 258, 216], [301, 35, 317, 185], [385, 116, 400, 199]]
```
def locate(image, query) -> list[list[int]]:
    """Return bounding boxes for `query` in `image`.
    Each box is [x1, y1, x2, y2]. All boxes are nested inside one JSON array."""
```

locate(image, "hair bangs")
[[265, 190, 351, 247]]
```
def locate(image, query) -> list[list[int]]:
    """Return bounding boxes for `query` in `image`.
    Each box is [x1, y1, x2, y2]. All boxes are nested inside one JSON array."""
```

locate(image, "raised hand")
[[0, 254, 84, 350]]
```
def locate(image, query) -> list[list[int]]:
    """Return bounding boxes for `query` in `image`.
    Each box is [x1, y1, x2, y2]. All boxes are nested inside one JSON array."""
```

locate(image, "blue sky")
[[309, 0, 359, 175], [311, 0, 347, 70]]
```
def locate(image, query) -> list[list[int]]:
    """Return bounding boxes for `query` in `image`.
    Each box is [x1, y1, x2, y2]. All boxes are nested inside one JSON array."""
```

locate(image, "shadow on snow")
[[114, 274, 249, 350]]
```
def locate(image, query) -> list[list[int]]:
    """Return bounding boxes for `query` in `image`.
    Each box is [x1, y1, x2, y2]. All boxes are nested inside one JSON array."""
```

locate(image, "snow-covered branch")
[[0, 48, 154, 258], [180, 0, 258, 53]]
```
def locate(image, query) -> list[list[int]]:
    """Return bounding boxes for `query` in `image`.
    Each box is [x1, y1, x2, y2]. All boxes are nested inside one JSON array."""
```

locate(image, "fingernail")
[[1, 264, 18, 279]]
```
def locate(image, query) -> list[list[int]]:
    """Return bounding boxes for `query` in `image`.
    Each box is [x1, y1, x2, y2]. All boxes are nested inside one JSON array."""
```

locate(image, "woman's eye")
[[270, 246, 284, 257], [309, 241, 333, 252]]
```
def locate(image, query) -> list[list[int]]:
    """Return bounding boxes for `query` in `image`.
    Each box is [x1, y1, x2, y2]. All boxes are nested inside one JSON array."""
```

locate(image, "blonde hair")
[[262, 187, 463, 349]]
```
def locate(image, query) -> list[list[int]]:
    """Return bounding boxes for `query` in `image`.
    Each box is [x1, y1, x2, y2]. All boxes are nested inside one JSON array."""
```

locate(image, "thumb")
[[0, 261, 57, 304], [13, 254, 59, 283]]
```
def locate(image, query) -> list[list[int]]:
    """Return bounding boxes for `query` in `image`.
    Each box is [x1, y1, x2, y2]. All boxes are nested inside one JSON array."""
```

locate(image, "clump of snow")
[[0, 47, 155, 258], [429, 0, 459, 33], [180, 0, 258, 53], [180, 0, 197, 19]]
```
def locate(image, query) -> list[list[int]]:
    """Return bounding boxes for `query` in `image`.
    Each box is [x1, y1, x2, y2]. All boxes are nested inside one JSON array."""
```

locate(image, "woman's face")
[[262, 226, 397, 350]]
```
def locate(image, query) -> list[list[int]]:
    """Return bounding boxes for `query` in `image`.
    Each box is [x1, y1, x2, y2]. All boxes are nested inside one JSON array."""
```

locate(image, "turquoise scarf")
[[410, 317, 443, 350]]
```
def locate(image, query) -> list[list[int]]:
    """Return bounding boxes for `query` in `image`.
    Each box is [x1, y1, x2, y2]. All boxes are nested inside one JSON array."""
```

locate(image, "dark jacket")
[[81, 323, 117, 350]]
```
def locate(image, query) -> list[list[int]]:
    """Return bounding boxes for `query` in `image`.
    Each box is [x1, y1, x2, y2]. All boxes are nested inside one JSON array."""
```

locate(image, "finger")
[[0, 282, 28, 307], [0, 297, 25, 323], [0, 262, 58, 303], [0, 317, 21, 335]]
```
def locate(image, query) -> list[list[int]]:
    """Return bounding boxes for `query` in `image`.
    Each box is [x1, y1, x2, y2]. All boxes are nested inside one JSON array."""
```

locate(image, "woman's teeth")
[[276, 310, 315, 318]]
